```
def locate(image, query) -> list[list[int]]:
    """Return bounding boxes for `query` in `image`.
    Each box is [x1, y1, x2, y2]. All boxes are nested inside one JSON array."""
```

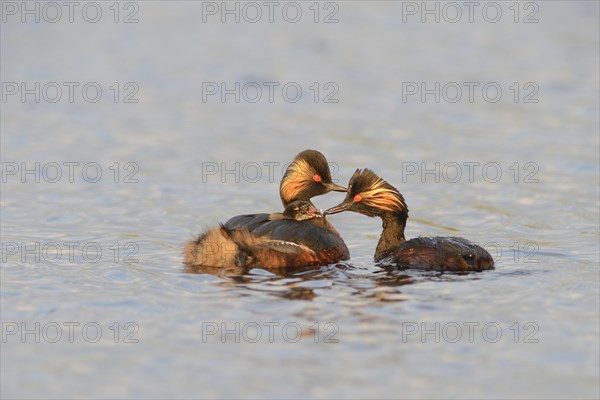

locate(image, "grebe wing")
[[223, 213, 270, 231], [255, 240, 317, 256], [252, 219, 350, 259]]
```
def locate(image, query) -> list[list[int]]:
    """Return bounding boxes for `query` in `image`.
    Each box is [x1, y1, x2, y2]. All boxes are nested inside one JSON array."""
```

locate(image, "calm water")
[[1, 2, 599, 399]]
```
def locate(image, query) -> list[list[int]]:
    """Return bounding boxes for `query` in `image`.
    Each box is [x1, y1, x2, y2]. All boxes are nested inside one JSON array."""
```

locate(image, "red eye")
[[313, 174, 321, 182], [354, 194, 362, 202]]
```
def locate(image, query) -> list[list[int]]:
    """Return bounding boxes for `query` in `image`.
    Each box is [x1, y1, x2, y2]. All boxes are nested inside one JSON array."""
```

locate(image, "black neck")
[[375, 211, 407, 260]]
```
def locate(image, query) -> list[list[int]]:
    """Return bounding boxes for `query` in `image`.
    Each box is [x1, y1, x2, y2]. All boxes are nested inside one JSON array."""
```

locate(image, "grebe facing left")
[[184, 200, 332, 271], [324, 169, 494, 272]]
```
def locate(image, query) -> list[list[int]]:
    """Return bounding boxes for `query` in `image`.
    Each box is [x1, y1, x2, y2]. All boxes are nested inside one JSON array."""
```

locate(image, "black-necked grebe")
[[184, 150, 350, 270], [324, 169, 494, 272], [224, 149, 347, 232], [184, 200, 341, 270]]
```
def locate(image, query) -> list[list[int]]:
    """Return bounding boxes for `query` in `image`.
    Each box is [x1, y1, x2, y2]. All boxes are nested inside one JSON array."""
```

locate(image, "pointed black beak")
[[324, 201, 352, 215], [324, 182, 347, 192]]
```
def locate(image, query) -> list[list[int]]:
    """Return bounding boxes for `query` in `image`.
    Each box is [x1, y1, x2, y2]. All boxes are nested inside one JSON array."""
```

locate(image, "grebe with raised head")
[[224, 149, 347, 232], [184, 150, 350, 270]]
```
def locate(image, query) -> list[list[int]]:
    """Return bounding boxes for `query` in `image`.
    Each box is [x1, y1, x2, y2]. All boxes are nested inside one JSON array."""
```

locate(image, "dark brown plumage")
[[184, 200, 342, 271], [325, 169, 494, 272]]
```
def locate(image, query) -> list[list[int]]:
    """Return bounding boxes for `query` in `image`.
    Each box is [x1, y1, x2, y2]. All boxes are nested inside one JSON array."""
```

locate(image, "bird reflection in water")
[[185, 263, 417, 302]]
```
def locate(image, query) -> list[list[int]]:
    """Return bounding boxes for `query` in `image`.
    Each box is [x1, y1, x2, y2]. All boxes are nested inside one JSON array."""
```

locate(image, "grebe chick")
[[184, 200, 328, 270], [324, 169, 494, 272], [272, 200, 323, 221]]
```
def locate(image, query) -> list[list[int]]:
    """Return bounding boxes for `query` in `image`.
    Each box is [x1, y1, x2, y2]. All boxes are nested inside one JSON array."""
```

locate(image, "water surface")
[[1, 2, 599, 399]]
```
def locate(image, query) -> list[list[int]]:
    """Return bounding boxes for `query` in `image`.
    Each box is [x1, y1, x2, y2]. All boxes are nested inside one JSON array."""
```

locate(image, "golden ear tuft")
[[352, 170, 406, 213], [280, 157, 318, 203]]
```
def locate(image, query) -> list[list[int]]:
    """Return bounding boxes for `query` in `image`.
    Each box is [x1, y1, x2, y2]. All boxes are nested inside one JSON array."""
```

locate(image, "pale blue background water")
[[1, 1, 599, 399]]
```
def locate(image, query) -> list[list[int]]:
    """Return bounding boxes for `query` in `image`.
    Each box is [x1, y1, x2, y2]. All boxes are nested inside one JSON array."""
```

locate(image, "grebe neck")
[[375, 211, 407, 260]]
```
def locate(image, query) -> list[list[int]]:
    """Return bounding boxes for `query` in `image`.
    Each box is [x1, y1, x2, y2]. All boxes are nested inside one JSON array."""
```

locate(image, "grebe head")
[[280, 149, 347, 207], [283, 200, 323, 221], [324, 169, 408, 218]]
